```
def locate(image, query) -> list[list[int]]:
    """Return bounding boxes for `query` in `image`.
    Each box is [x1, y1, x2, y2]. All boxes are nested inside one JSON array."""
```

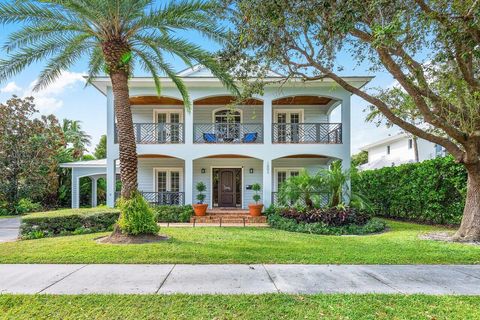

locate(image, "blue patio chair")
[[242, 132, 258, 143], [203, 133, 217, 143]]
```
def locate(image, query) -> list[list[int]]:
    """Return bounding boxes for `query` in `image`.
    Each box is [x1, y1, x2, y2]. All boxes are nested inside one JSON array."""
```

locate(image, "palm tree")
[[0, 0, 238, 201], [62, 119, 91, 159], [278, 170, 326, 209]]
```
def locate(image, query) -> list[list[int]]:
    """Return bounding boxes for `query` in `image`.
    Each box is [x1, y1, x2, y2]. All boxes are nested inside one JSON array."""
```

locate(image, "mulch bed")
[[96, 233, 169, 244], [419, 232, 480, 246]]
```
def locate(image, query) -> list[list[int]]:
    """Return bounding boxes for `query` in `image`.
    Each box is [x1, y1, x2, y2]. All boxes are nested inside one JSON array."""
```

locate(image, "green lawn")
[[1, 220, 479, 264], [1, 294, 479, 319]]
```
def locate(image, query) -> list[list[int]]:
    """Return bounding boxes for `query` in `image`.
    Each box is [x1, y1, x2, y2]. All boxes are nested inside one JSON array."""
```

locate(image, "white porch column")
[[71, 170, 80, 209], [262, 94, 272, 145], [106, 159, 116, 207], [91, 177, 98, 207], [262, 158, 272, 208], [184, 158, 193, 205], [340, 95, 351, 204], [184, 106, 193, 145]]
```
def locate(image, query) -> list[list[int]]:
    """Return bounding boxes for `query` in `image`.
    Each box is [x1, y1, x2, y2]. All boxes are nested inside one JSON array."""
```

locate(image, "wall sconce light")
[[249, 168, 254, 174], [201, 168, 206, 174]]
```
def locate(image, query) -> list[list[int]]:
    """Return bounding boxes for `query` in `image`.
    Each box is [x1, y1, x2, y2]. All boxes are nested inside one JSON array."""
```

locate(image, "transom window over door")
[[154, 110, 182, 143], [155, 168, 183, 205], [213, 109, 241, 142], [274, 110, 304, 142]]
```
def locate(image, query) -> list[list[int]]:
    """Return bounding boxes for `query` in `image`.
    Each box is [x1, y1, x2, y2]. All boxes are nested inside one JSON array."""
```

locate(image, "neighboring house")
[[61, 66, 371, 209], [358, 132, 447, 171]]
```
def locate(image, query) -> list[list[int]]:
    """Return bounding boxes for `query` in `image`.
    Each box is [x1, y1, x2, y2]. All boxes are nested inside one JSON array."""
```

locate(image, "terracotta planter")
[[248, 203, 264, 216], [193, 203, 208, 216]]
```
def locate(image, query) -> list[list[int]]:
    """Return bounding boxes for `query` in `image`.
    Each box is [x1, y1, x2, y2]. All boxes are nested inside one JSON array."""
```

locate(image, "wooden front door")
[[218, 169, 237, 207]]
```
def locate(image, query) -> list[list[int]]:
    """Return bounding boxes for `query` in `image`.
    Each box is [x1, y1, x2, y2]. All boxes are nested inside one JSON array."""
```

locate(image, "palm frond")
[[85, 46, 106, 86], [34, 34, 93, 91]]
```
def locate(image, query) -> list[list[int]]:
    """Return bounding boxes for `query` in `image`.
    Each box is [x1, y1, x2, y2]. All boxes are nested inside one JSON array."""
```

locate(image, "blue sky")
[[0, 6, 399, 154]]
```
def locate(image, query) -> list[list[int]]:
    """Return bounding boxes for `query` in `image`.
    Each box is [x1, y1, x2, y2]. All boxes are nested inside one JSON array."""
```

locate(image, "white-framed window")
[[153, 109, 183, 143], [273, 109, 305, 142], [153, 167, 184, 193], [274, 168, 302, 191], [408, 139, 413, 149], [387, 145, 391, 155]]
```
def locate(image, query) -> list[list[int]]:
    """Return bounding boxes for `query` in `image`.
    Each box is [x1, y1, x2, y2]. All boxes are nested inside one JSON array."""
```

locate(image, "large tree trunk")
[[453, 163, 480, 242], [110, 70, 138, 199]]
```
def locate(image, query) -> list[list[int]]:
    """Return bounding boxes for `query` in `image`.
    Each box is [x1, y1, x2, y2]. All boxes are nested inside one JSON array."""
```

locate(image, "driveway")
[[0, 217, 20, 242]]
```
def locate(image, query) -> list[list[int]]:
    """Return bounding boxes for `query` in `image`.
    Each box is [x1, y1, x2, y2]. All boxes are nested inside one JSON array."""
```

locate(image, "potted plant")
[[248, 183, 263, 216], [192, 181, 208, 216]]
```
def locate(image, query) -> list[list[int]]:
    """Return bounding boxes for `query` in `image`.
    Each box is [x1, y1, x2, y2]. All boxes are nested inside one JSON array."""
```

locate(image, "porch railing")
[[272, 123, 342, 144], [114, 191, 185, 206], [114, 123, 184, 144], [193, 123, 264, 143], [271, 192, 330, 207]]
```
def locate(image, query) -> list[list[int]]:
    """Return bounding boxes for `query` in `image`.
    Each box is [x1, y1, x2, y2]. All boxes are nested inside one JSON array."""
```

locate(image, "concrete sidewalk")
[[1, 264, 480, 295]]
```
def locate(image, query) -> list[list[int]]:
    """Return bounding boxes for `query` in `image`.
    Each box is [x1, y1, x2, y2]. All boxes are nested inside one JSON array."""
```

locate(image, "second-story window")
[[387, 145, 391, 155], [408, 139, 413, 149]]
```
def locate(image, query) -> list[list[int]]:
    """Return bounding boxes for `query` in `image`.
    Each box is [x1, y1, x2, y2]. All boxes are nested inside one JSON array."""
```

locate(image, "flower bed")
[[21, 207, 120, 239], [266, 206, 386, 235]]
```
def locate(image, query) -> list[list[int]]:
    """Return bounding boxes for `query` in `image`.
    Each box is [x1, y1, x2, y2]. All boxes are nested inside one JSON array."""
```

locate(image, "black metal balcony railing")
[[114, 123, 184, 144], [272, 123, 342, 144], [194, 123, 264, 144], [272, 192, 330, 208], [115, 191, 185, 206]]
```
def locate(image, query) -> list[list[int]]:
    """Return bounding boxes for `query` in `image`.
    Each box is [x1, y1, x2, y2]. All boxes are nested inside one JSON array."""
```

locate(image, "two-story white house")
[[61, 66, 371, 210], [358, 132, 447, 170]]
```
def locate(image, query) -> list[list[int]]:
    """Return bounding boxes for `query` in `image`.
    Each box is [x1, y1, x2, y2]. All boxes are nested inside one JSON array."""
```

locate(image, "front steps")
[[189, 208, 267, 224]]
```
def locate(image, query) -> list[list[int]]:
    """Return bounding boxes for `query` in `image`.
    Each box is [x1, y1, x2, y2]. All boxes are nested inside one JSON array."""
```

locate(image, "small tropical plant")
[[251, 183, 261, 204], [325, 161, 347, 207], [278, 170, 326, 209], [117, 192, 159, 236], [195, 182, 207, 204]]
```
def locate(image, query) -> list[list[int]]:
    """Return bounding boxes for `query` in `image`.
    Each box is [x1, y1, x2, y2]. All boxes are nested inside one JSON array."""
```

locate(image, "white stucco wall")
[[104, 78, 355, 207], [366, 136, 440, 166]]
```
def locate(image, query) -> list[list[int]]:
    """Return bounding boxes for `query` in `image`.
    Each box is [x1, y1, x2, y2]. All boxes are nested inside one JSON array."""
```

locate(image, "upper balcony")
[[114, 94, 344, 145]]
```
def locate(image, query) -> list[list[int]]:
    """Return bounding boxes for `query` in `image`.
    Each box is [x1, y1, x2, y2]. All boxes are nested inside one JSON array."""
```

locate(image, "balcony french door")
[[156, 111, 182, 143], [274, 110, 303, 143]]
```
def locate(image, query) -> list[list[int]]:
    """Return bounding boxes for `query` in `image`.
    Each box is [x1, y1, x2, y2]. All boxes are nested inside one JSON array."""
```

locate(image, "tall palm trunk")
[[454, 163, 480, 241], [110, 70, 138, 199]]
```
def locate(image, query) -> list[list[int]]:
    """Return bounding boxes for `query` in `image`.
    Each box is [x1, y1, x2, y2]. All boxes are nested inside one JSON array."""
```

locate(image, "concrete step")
[[206, 209, 250, 215], [190, 215, 267, 224]]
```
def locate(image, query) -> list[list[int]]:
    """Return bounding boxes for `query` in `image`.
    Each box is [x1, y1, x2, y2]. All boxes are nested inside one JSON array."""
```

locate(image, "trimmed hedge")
[[352, 156, 467, 225], [265, 206, 386, 235], [152, 205, 194, 223], [21, 207, 120, 239]]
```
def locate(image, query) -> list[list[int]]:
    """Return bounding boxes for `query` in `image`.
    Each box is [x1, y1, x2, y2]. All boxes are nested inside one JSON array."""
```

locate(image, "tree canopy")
[[224, 0, 480, 241]]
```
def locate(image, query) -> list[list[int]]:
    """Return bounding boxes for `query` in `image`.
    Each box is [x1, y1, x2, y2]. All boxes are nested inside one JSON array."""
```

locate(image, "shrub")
[[252, 183, 261, 204], [152, 205, 194, 223], [15, 198, 42, 215], [117, 192, 159, 235], [21, 207, 119, 239], [352, 156, 466, 225], [265, 206, 385, 235], [279, 206, 370, 226], [195, 182, 207, 204]]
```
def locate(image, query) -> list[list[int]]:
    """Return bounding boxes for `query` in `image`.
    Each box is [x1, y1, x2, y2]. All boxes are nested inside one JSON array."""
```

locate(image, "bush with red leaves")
[[280, 207, 370, 227]]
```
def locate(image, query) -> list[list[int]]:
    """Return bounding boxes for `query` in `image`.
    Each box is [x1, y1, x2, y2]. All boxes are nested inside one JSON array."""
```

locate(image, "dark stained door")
[[218, 169, 236, 207]]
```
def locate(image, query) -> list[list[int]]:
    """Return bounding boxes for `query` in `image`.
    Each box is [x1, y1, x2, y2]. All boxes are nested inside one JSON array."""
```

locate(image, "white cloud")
[[0, 81, 21, 94], [23, 71, 86, 114]]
